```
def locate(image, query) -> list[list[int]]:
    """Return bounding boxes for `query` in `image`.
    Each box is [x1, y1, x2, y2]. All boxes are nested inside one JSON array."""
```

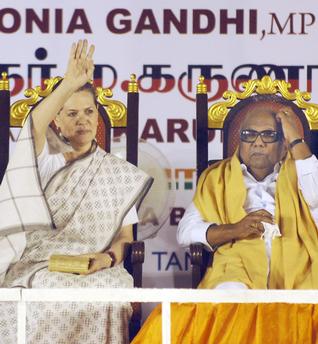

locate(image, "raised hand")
[[276, 107, 302, 145], [64, 39, 95, 90], [276, 106, 312, 159], [31, 39, 96, 157]]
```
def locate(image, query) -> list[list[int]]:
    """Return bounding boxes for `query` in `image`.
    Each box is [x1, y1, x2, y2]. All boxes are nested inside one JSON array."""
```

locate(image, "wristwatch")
[[106, 251, 116, 267], [289, 138, 305, 149]]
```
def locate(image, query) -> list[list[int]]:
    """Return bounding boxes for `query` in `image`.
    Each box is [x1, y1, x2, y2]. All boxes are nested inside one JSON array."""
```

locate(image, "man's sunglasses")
[[240, 129, 282, 143]]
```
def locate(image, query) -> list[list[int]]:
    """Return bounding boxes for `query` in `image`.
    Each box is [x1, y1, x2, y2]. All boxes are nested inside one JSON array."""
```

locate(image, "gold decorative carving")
[[10, 77, 62, 127], [207, 75, 318, 129], [196, 76, 207, 95], [128, 74, 138, 93], [10, 76, 129, 128], [0, 72, 9, 91], [96, 87, 127, 127]]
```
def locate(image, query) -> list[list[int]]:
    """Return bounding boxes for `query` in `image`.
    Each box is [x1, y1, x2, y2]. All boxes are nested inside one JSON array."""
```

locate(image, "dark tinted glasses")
[[240, 129, 282, 143]]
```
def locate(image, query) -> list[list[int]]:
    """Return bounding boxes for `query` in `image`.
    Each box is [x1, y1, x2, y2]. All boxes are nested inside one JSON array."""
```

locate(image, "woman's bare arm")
[[105, 224, 134, 264], [31, 40, 95, 156], [81, 225, 133, 275]]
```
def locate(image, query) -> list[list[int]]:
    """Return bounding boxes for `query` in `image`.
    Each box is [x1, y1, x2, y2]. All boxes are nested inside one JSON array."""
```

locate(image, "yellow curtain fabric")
[[193, 153, 318, 289], [132, 303, 318, 344]]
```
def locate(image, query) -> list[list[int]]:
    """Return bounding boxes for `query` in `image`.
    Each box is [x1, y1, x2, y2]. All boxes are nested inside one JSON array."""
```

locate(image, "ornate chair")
[[0, 72, 144, 339], [191, 75, 318, 288]]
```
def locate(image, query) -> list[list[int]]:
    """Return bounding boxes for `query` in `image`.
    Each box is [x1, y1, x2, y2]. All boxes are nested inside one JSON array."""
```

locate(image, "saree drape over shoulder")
[[0, 118, 153, 344]]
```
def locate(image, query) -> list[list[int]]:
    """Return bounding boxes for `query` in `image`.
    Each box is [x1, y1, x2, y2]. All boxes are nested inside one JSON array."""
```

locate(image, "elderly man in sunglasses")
[[177, 100, 318, 289]]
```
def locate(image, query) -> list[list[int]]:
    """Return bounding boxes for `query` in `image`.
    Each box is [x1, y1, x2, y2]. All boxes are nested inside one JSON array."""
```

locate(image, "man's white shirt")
[[177, 155, 318, 249]]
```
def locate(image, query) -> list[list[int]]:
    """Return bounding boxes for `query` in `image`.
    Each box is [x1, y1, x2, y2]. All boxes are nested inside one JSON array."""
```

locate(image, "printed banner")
[[1, 1, 318, 295]]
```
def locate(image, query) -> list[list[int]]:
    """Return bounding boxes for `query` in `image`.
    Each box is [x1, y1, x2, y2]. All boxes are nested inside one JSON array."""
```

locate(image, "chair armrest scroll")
[[124, 240, 144, 288], [190, 242, 213, 289], [130, 240, 145, 265]]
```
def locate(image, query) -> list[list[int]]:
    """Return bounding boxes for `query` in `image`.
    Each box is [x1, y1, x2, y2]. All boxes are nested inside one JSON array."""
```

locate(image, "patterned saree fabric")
[[0, 118, 153, 343]]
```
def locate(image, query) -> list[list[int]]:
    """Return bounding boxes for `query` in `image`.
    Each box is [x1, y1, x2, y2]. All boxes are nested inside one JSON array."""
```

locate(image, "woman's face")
[[55, 90, 98, 150]]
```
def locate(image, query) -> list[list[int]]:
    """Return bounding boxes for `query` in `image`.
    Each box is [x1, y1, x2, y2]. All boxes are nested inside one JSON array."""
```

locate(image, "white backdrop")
[[2, 1, 318, 297]]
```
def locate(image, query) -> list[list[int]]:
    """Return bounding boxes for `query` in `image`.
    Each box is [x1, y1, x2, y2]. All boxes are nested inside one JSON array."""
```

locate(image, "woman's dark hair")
[[55, 82, 98, 115], [76, 82, 98, 107]]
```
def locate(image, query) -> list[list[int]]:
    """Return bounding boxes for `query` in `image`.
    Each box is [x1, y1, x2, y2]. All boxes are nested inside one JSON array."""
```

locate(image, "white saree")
[[0, 118, 153, 344]]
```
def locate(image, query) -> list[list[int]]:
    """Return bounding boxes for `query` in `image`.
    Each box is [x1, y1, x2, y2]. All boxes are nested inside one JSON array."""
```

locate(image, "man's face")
[[239, 108, 286, 180]]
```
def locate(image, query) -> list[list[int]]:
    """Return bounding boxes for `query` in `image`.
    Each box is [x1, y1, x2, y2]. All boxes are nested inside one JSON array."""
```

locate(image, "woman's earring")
[[57, 128, 71, 145]]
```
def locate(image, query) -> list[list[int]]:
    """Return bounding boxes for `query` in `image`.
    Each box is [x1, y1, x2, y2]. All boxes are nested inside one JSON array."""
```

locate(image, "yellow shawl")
[[194, 153, 318, 289]]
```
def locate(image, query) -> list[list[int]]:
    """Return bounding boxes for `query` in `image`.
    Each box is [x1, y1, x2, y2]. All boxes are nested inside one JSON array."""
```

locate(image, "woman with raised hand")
[[0, 40, 152, 344]]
